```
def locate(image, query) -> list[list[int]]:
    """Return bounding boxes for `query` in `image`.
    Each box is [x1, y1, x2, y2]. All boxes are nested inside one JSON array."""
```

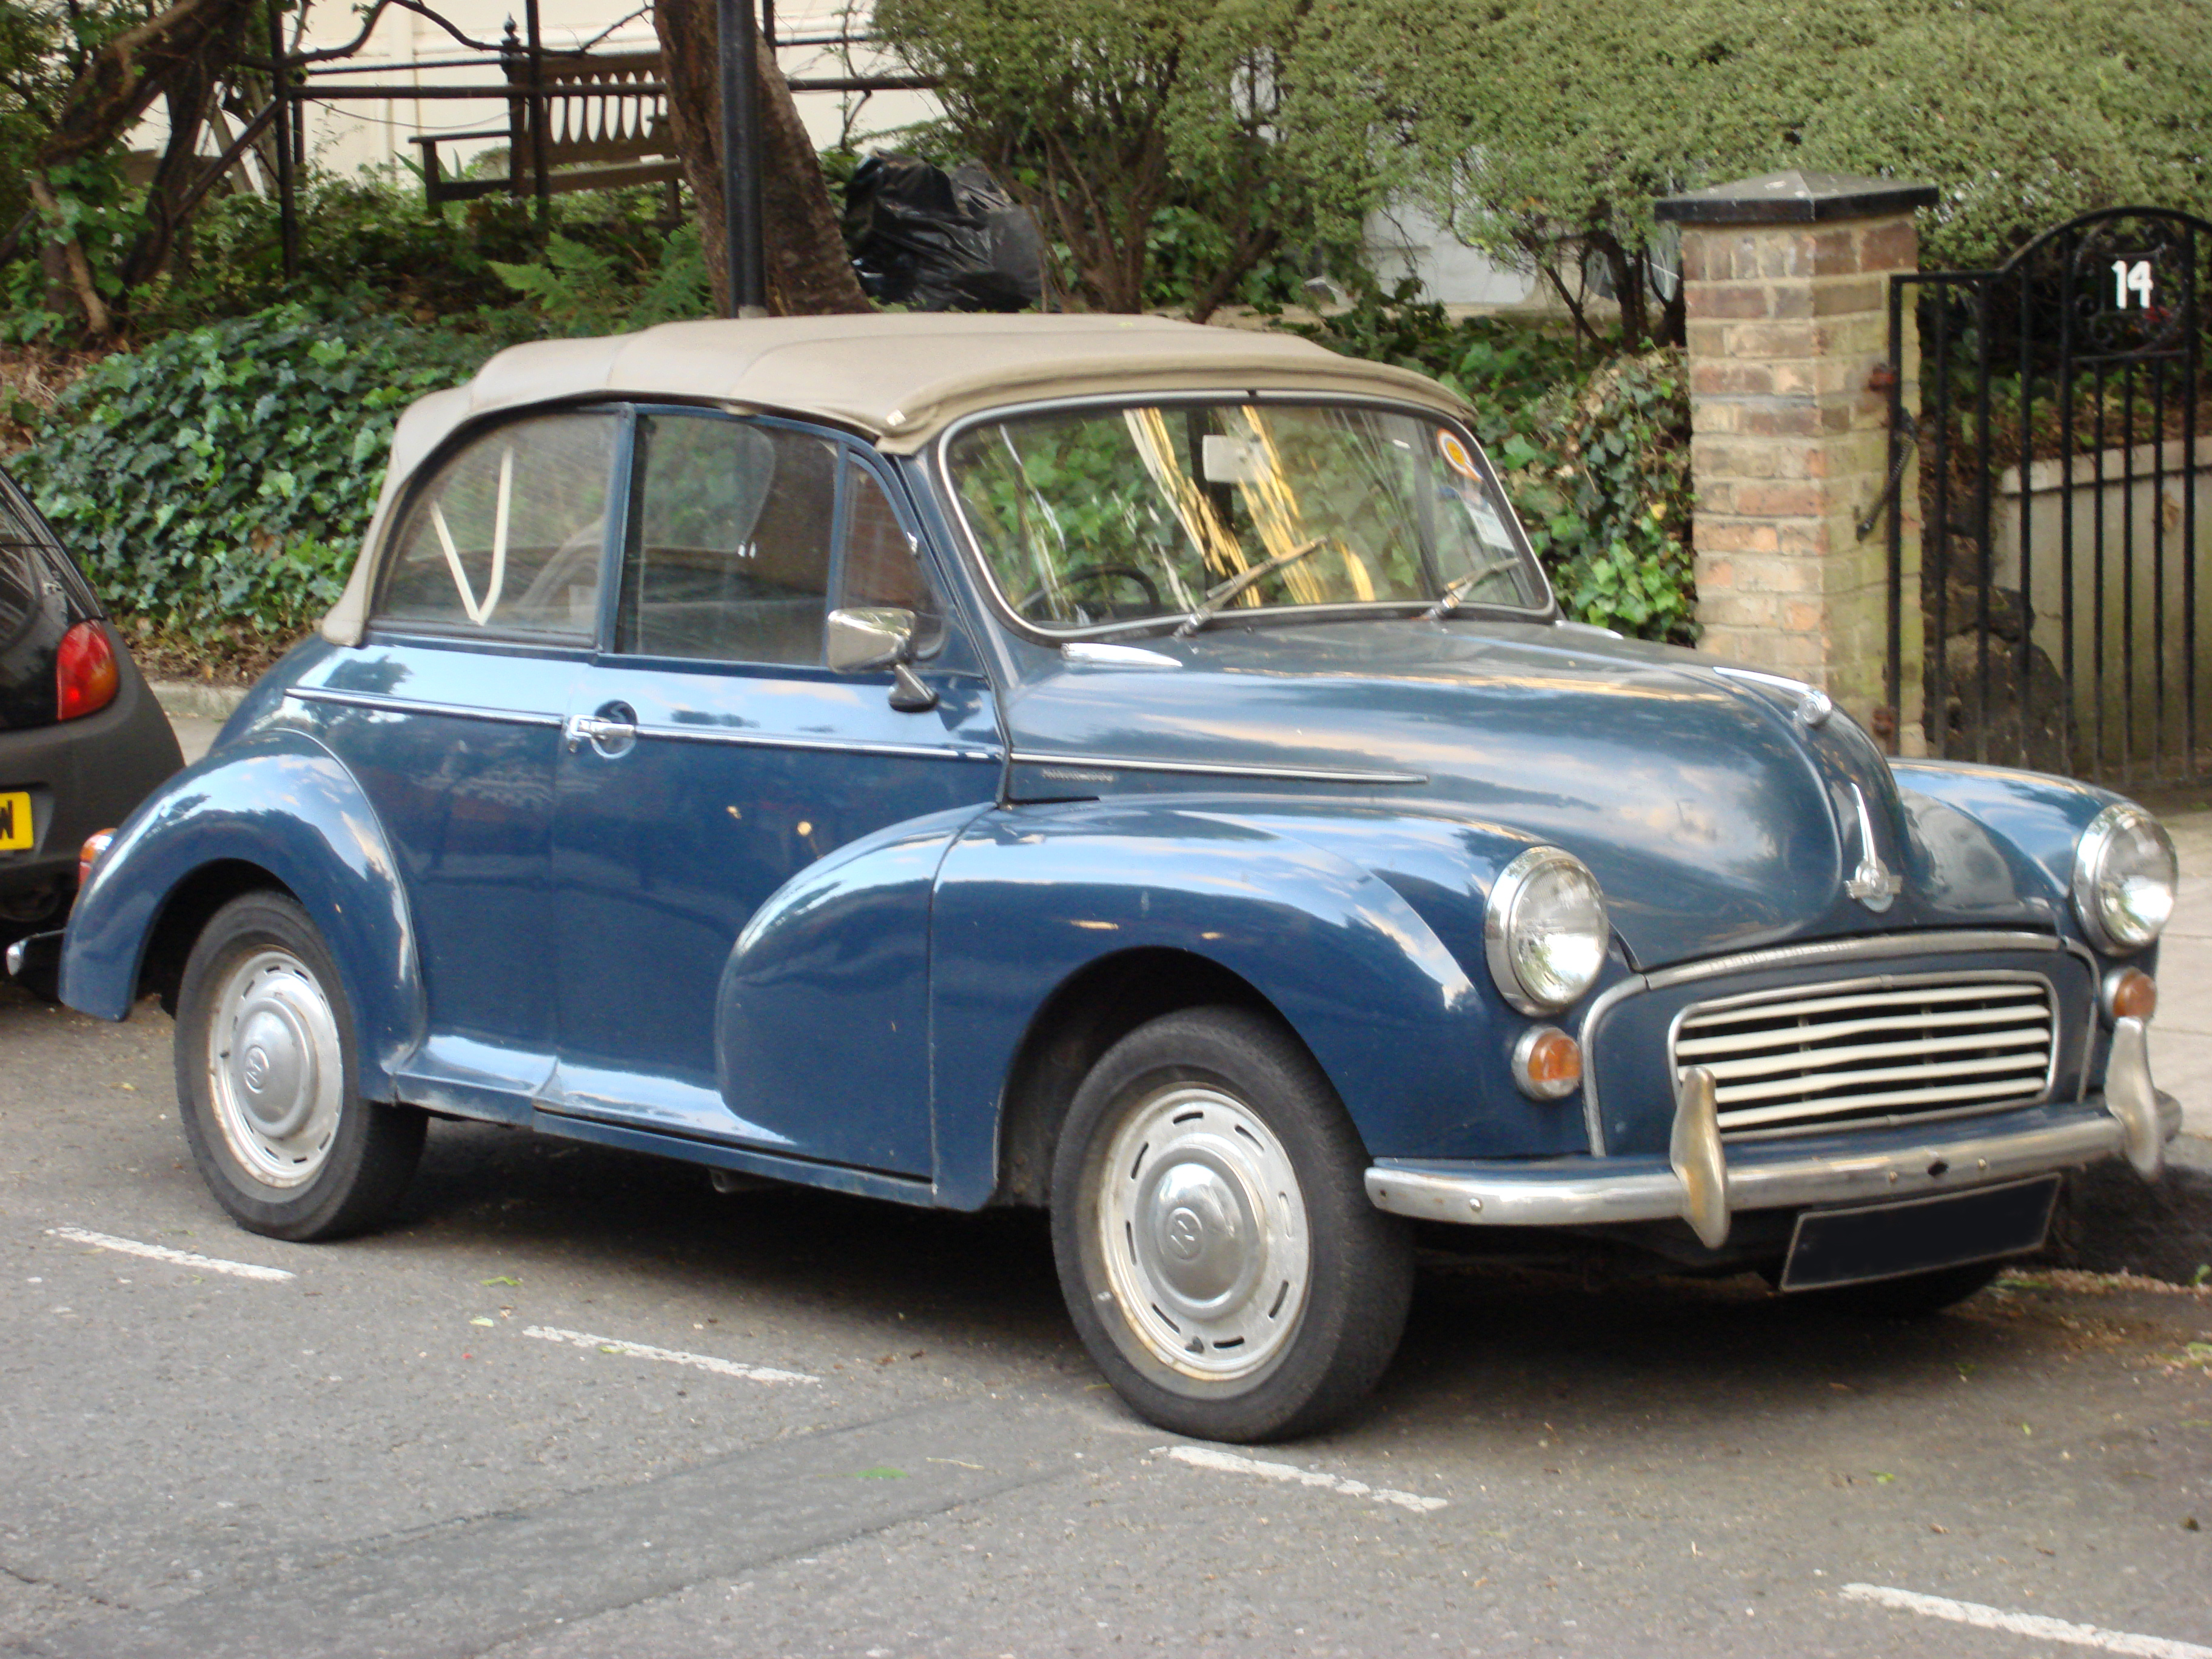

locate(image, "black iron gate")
[[1883, 207, 2212, 786]]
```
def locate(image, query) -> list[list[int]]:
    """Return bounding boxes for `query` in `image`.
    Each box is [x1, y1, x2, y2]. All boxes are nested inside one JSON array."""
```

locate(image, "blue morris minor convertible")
[[54, 316, 2182, 1440]]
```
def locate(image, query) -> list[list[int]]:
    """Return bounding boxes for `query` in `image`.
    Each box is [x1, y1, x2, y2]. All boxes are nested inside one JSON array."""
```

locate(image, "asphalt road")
[[2, 980, 2208, 1659]]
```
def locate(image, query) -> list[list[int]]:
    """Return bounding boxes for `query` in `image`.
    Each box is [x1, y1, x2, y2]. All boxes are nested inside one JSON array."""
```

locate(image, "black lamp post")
[[716, 0, 768, 315]]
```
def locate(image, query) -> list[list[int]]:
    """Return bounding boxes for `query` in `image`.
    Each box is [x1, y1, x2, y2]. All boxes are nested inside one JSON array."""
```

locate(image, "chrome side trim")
[[637, 724, 1000, 763], [286, 686, 566, 728], [1366, 1101, 2131, 1230], [1008, 749, 1427, 787], [1061, 642, 1183, 668]]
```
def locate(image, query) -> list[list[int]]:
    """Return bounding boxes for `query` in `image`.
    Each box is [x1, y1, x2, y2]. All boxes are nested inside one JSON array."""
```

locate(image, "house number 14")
[[2113, 258, 2155, 309]]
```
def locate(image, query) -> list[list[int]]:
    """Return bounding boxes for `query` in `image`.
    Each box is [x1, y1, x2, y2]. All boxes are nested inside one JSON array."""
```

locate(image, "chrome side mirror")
[[826, 606, 936, 712]]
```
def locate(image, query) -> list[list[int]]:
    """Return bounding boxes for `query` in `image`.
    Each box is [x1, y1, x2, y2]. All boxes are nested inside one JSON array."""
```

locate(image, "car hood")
[[1000, 620, 2062, 969]]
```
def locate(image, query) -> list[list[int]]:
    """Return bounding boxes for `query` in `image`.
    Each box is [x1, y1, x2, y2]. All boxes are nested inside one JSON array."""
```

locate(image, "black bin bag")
[[841, 153, 1045, 312]]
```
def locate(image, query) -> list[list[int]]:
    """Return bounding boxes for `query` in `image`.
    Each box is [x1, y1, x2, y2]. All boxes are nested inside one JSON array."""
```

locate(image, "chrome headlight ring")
[[1484, 846, 1610, 1016], [2071, 802, 2177, 954]]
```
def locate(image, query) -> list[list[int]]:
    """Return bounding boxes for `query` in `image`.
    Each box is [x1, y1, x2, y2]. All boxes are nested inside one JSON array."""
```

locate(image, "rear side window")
[[617, 414, 838, 665], [377, 412, 616, 638]]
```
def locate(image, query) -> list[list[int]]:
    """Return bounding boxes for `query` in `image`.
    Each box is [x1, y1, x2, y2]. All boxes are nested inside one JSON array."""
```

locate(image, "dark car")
[[58, 316, 2182, 1441], [0, 465, 181, 971]]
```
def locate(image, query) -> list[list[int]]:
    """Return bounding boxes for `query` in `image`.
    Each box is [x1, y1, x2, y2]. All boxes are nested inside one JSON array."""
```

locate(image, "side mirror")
[[826, 606, 937, 712]]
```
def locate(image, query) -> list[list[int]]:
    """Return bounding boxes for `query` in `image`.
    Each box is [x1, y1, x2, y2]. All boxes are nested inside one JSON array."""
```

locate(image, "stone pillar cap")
[[1655, 170, 1939, 225]]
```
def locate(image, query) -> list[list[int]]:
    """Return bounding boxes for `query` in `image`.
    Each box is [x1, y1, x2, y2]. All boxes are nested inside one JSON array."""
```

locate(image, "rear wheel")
[[1050, 1007, 1412, 1442], [175, 892, 423, 1241]]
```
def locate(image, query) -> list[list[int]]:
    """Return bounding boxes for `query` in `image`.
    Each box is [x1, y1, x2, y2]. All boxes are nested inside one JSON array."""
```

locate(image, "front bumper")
[[1366, 1016, 2179, 1248]]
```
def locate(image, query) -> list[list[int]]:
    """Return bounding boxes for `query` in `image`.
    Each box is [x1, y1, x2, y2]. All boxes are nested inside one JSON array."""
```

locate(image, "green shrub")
[[491, 224, 711, 336], [15, 301, 505, 645], [1293, 289, 1695, 642]]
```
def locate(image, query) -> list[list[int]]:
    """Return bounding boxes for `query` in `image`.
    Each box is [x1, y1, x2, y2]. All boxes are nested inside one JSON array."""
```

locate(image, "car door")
[[545, 410, 1001, 1173], [300, 409, 618, 1105]]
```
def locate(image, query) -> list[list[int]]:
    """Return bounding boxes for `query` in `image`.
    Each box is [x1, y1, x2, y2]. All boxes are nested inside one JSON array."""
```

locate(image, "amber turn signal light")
[[78, 828, 114, 891], [2102, 967, 2157, 1023], [1512, 1025, 1583, 1101]]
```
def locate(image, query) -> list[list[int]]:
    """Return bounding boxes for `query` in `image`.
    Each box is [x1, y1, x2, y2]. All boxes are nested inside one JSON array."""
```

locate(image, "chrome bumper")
[[1366, 1016, 2180, 1247]]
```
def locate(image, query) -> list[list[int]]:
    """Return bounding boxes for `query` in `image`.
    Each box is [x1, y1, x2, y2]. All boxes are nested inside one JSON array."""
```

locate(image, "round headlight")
[[1486, 846, 1609, 1014], [2072, 802, 2176, 953]]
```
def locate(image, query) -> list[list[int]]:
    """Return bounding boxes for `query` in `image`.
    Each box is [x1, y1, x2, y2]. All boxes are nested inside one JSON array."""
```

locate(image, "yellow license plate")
[[0, 792, 30, 851]]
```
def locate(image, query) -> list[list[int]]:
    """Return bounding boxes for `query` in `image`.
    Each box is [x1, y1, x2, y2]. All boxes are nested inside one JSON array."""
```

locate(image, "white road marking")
[[47, 1227, 295, 1282], [1843, 1583, 2212, 1657], [1161, 1444, 1448, 1513], [520, 1326, 818, 1384]]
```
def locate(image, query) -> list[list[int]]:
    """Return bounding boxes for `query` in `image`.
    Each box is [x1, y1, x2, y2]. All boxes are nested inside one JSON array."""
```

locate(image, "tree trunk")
[[653, 0, 868, 317], [29, 0, 263, 336]]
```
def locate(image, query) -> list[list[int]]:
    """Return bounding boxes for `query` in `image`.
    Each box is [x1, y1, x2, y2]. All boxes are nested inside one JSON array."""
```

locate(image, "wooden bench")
[[409, 43, 682, 212]]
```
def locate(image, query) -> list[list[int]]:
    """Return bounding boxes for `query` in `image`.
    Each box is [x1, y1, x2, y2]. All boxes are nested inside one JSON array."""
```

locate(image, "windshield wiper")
[[1175, 537, 1326, 637], [1424, 556, 1529, 620]]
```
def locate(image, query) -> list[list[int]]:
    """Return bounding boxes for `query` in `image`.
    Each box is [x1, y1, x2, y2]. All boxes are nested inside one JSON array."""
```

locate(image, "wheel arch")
[[991, 946, 1295, 1207], [61, 732, 426, 1099]]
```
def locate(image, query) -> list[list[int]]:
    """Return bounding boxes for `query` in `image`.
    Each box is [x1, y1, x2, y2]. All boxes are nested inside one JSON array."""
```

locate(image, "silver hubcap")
[[207, 950, 344, 1189], [1092, 1085, 1311, 1382]]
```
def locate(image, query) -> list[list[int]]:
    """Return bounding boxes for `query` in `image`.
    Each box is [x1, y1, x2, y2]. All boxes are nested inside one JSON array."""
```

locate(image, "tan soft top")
[[323, 313, 1472, 645]]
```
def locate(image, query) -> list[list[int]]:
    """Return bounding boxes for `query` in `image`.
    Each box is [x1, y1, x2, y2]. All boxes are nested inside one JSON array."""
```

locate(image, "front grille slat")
[[1672, 972, 2057, 1140], [1697, 1023, 2053, 1087], [1673, 1000, 2052, 1060]]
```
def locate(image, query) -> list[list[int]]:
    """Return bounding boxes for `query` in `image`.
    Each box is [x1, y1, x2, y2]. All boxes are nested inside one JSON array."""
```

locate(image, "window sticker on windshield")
[[1436, 428, 1480, 480], [1460, 492, 1511, 549]]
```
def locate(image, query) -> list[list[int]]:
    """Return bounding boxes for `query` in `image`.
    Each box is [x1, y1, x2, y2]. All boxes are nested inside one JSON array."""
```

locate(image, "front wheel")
[[1050, 1007, 1412, 1442], [175, 892, 424, 1241]]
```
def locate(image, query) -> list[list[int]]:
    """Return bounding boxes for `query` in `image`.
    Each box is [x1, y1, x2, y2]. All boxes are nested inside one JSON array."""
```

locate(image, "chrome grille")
[[1671, 973, 2057, 1140]]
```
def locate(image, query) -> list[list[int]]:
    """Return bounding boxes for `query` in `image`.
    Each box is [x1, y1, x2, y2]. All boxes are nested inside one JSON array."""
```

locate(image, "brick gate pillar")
[[1655, 170, 1938, 752]]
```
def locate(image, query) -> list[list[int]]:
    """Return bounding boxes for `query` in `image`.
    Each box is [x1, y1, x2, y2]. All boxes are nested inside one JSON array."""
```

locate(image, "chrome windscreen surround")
[[1669, 970, 2059, 1142]]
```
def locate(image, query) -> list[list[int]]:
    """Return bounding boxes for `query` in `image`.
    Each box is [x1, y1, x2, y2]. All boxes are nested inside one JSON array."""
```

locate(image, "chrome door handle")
[[563, 714, 637, 756]]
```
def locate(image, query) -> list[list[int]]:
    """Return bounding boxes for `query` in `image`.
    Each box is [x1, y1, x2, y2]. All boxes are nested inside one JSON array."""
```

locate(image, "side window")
[[837, 461, 943, 651], [377, 412, 614, 638], [619, 415, 837, 665]]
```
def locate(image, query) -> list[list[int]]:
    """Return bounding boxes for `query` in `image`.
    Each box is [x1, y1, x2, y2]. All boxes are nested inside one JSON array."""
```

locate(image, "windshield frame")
[[931, 391, 1558, 645]]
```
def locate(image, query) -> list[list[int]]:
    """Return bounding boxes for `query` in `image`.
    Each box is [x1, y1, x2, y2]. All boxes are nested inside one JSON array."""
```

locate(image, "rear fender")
[[61, 729, 424, 1098]]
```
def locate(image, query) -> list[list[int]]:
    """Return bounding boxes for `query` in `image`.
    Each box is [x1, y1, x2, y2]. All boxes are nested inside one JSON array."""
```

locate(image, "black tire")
[[1791, 1259, 2004, 1318], [1050, 1006, 1413, 1442], [175, 891, 424, 1241]]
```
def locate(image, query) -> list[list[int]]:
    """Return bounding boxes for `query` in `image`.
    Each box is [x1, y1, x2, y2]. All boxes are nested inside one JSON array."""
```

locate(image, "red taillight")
[[56, 621, 118, 721], [78, 828, 114, 890]]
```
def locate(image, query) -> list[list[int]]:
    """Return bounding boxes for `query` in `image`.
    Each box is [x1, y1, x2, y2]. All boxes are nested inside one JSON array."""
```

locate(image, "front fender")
[[930, 798, 1595, 1207], [1891, 759, 2124, 945], [61, 729, 424, 1098]]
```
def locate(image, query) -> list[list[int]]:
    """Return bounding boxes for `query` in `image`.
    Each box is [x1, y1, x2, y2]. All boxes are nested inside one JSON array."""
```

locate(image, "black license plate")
[[1779, 1175, 2060, 1292]]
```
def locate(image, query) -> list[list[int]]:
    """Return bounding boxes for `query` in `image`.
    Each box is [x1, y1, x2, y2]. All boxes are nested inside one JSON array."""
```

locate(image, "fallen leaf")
[[470, 1317, 495, 1327], [1874, 1472, 1896, 1484], [481, 1276, 521, 1287], [852, 1467, 907, 1480], [1930, 1524, 1948, 1535]]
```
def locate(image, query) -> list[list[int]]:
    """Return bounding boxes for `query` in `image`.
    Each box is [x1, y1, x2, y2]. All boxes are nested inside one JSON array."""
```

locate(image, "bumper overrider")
[[1366, 1015, 2179, 1250]]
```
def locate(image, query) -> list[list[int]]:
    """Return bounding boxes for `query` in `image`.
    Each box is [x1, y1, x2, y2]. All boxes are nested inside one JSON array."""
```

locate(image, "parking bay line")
[[1843, 1583, 2212, 1658], [521, 1324, 818, 1384], [46, 1226, 295, 1282], [1162, 1444, 1449, 1513]]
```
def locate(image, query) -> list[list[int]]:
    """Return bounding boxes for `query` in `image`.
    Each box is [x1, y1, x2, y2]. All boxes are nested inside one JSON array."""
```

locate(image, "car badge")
[[1844, 784, 1902, 912]]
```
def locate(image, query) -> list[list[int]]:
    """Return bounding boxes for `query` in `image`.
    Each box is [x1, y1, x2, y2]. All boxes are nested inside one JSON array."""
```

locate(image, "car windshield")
[[943, 400, 1547, 635]]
